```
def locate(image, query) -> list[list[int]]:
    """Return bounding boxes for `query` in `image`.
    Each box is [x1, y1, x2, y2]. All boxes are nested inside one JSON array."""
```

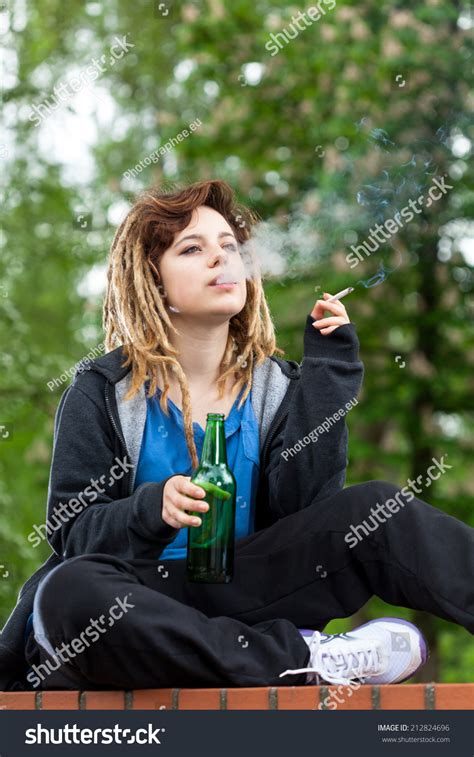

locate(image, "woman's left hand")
[[311, 292, 351, 335]]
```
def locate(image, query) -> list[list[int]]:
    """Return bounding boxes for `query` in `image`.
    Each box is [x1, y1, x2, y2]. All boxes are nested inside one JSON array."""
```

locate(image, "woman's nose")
[[208, 246, 229, 266]]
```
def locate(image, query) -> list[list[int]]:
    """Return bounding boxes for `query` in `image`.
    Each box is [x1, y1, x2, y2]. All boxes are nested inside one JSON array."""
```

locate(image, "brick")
[[83, 691, 125, 710], [320, 684, 374, 710], [132, 688, 176, 710], [41, 691, 80, 710], [178, 688, 221, 710], [2, 684, 473, 711], [0, 692, 36, 710], [435, 684, 474, 710], [276, 685, 319, 710], [226, 687, 271, 709], [379, 683, 425, 710]]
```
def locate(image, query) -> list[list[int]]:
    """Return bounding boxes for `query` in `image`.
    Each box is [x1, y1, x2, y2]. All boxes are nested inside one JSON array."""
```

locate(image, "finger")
[[181, 479, 207, 499], [168, 504, 203, 528], [177, 489, 209, 510], [319, 325, 342, 335], [176, 493, 210, 515], [162, 510, 182, 529], [311, 298, 347, 320], [312, 317, 347, 327], [321, 299, 347, 314]]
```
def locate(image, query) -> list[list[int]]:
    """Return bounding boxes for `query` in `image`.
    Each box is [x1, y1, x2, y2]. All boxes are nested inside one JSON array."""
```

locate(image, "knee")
[[352, 479, 403, 498], [355, 479, 403, 501], [34, 554, 122, 635], [343, 479, 411, 521], [342, 479, 416, 544], [36, 555, 103, 604]]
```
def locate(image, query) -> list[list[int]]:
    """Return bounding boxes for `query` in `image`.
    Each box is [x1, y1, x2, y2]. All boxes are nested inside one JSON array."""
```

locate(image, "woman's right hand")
[[162, 475, 209, 529]]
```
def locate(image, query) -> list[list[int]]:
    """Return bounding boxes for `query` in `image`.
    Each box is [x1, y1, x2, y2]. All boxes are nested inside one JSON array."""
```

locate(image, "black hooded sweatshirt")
[[0, 315, 364, 690]]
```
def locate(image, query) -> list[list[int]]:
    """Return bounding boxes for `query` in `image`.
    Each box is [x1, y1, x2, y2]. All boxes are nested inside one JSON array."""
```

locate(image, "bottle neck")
[[200, 419, 227, 466]]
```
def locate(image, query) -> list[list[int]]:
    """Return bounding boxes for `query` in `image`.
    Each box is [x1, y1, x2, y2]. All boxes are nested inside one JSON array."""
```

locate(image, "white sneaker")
[[279, 618, 428, 686]]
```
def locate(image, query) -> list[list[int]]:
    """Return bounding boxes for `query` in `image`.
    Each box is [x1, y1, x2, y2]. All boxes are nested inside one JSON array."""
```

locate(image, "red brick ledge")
[[0, 684, 473, 711]]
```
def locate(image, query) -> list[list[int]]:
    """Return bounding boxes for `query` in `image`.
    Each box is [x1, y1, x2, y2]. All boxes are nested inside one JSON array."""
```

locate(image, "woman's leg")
[[31, 479, 474, 689], [224, 478, 474, 631], [31, 552, 310, 689]]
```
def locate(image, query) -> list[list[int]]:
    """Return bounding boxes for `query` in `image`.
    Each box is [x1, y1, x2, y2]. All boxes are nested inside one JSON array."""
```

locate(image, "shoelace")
[[279, 631, 384, 686]]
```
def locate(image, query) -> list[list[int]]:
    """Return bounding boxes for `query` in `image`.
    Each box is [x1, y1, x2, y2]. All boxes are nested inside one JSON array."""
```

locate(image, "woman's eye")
[[181, 244, 238, 255]]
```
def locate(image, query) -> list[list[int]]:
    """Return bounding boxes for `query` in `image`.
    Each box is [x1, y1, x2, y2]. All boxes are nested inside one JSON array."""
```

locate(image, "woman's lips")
[[209, 282, 237, 289]]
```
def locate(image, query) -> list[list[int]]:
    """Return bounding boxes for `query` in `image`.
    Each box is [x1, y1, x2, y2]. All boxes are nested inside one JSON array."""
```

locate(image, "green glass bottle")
[[186, 413, 236, 583]]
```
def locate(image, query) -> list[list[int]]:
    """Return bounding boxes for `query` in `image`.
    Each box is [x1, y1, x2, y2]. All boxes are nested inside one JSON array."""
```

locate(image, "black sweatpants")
[[28, 480, 474, 690]]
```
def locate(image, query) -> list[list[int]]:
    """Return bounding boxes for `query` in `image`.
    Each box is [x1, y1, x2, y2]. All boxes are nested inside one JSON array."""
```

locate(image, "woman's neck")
[[167, 316, 231, 390]]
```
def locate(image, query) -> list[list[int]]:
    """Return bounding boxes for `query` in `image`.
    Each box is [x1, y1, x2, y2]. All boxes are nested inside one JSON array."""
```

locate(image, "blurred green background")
[[1, 0, 473, 682]]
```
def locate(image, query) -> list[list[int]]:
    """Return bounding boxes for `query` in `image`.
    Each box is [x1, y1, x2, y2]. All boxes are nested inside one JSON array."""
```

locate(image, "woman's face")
[[158, 205, 248, 322]]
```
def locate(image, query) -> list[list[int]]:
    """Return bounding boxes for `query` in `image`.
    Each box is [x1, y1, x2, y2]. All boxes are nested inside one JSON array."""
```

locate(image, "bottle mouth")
[[207, 413, 225, 420]]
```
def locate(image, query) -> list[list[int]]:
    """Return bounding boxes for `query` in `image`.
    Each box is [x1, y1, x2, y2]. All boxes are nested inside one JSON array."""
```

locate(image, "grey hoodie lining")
[[115, 357, 291, 491]]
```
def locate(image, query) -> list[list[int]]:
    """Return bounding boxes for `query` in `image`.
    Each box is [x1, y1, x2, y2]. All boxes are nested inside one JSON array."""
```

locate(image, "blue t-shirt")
[[134, 382, 260, 559]]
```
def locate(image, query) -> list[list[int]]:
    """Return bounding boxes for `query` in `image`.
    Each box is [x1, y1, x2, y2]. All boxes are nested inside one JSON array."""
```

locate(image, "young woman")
[[1, 180, 472, 693]]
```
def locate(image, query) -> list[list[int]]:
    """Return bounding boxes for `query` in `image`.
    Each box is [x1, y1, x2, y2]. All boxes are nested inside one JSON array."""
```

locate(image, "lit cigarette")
[[327, 287, 354, 302]]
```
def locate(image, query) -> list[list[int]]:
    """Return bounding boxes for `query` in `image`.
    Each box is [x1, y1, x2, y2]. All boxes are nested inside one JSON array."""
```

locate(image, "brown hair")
[[103, 179, 284, 469]]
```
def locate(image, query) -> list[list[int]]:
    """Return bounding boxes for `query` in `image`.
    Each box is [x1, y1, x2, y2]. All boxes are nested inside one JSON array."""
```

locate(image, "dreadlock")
[[103, 179, 284, 470]]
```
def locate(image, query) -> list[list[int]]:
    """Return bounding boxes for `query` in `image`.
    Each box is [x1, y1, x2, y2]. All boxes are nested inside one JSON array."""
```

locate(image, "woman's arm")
[[265, 314, 364, 519], [43, 380, 181, 560]]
